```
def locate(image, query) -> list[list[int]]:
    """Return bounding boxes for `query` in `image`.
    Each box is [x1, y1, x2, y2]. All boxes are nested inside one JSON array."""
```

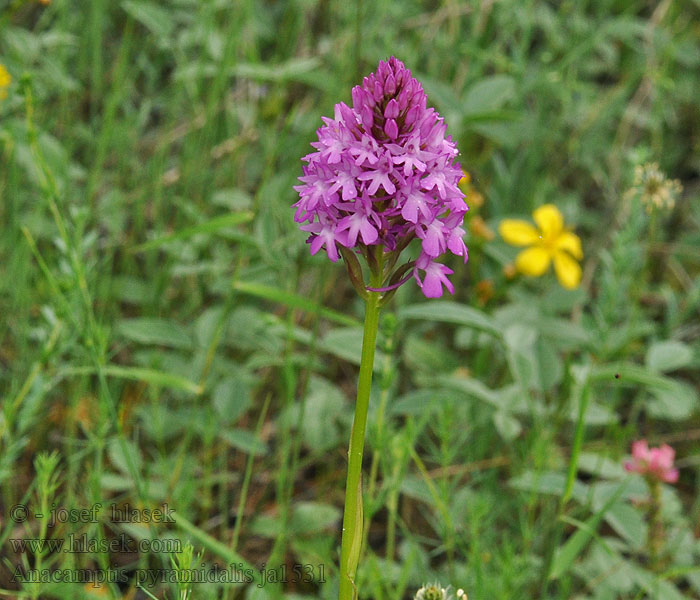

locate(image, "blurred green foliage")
[[0, 0, 699, 599]]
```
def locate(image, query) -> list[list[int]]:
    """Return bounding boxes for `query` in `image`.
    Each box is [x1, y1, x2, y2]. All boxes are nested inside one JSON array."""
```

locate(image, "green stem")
[[648, 478, 663, 572], [338, 267, 382, 600]]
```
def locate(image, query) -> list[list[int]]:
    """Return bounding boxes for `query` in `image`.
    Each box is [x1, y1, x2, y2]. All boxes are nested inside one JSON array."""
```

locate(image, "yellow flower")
[[0, 64, 10, 101], [498, 204, 583, 289]]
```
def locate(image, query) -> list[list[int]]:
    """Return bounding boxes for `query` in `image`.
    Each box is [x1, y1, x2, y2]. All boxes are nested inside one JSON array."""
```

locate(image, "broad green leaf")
[[290, 502, 341, 534], [132, 212, 254, 252], [219, 429, 268, 456], [320, 327, 385, 370], [112, 276, 150, 305], [398, 301, 500, 337], [647, 380, 697, 420], [213, 376, 252, 423], [439, 374, 500, 407], [603, 502, 646, 549], [233, 281, 359, 327], [232, 57, 321, 82], [504, 324, 539, 392], [211, 189, 253, 211], [493, 410, 522, 440], [390, 389, 460, 416], [291, 376, 345, 452], [122, 1, 174, 43], [577, 452, 626, 479], [567, 400, 617, 425], [402, 335, 459, 374], [107, 438, 142, 475], [509, 471, 588, 503], [590, 363, 699, 420], [537, 336, 563, 390], [117, 318, 192, 349], [645, 340, 694, 373], [462, 75, 516, 115], [418, 75, 462, 113]]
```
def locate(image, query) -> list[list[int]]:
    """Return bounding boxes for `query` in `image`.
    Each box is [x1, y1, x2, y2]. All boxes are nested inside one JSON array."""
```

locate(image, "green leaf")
[[418, 75, 462, 113], [567, 400, 617, 425], [509, 471, 588, 503], [132, 212, 254, 252], [603, 502, 646, 549], [577, 452, 627, 479], [537, 336, 563, 391], [61, 365, 202, 395], [297, 377, 346, 452], [549, 483, 626, 580], [402, 335, 458, 374], [219, 429, 268, 456], [462, 75, 516, 115], [645, 340, 694, 373], [504, 324, 539, 392], [647, 380, 697, 420], [289, 502, 341, 534], [213, 377, 252, 423], [391, 389, 459, 416], [438, 374, 500, 407], [493, 410, 522, 440], [233, 281, 359, 327], [107, 438, 142, 475], [232, 57, 321, 82], [398, 301, 500, 337], [122, 1, 174, 43], [320, 327, 385, 370], [211, 189, 253, 211], [590, 363, 699, 420], [117, 318, 193, 349]]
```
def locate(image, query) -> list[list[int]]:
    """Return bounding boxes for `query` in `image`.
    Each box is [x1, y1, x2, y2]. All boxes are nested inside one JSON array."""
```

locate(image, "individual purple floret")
[[293, 57, 468, 298]]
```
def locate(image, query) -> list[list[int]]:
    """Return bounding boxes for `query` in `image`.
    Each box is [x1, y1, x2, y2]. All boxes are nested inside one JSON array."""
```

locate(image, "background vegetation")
[[1, 0, 699, 598]]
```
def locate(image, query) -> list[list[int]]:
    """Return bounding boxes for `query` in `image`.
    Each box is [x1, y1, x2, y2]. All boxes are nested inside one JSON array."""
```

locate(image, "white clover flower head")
[[414, 583, 449, 600], [630, 162, 682, 214]]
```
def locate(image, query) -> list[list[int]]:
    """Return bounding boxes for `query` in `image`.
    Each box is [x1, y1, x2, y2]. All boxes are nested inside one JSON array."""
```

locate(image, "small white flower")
[[414, 583, 448, 600], [628, 162, 682, 214]]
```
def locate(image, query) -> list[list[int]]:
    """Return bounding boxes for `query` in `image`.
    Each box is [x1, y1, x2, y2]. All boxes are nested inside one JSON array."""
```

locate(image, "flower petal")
[[553, 250, 582, 289], [515, 247, 551, 276], [499, 220, 539, 246], [533, 204, 563, 238], [556, 231, 583, 259]]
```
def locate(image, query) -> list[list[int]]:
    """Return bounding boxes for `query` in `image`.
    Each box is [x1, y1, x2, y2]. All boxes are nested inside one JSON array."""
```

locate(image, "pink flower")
[[624, 440, 679, 484]]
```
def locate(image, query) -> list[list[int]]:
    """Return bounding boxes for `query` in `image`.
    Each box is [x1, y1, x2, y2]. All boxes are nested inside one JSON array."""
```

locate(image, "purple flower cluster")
[[293, 57, 468, 298]]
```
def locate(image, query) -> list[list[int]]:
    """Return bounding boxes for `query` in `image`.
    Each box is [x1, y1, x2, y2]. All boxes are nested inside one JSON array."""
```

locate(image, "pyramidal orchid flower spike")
[[294, 56, 468, 301], [294, 58, 468, 600]]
